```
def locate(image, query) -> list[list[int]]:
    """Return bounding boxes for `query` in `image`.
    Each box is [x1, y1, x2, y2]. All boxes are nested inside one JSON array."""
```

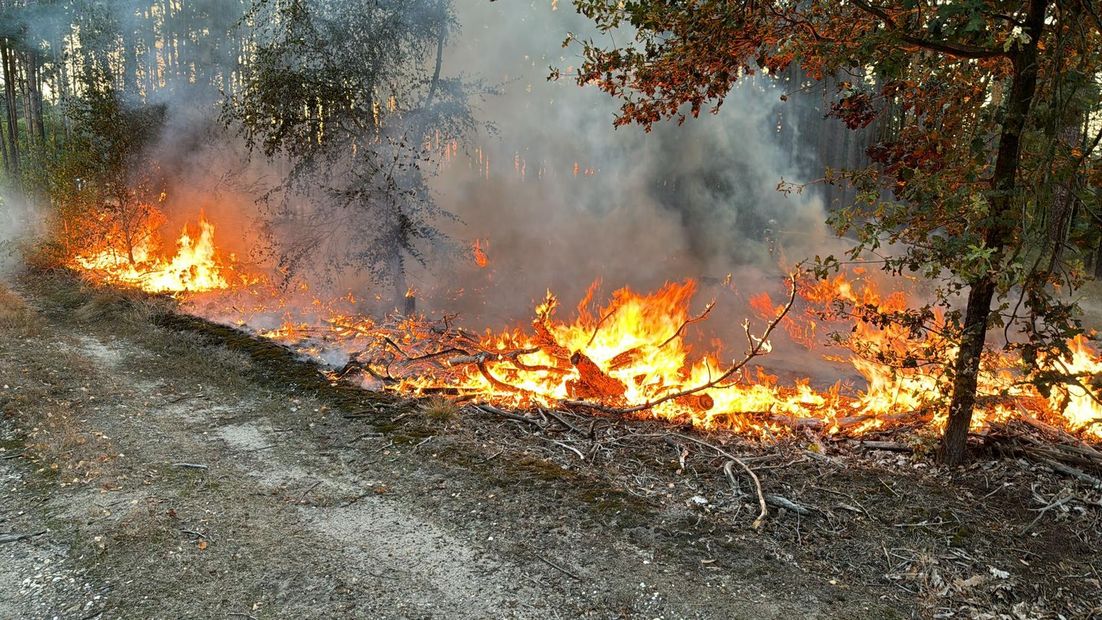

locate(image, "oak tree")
[[571, 0, 1102, 464]]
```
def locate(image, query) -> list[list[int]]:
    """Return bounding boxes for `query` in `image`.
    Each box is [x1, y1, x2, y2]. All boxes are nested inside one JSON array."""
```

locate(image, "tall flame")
[[73, 214, 233, 294]]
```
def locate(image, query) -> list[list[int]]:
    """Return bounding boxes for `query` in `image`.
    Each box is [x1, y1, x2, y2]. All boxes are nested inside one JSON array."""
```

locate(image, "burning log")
[[533, 319, 572, 367], [675, 393, 715, 411], [567, 351, 627, 400], [608, 347, 644, 371]]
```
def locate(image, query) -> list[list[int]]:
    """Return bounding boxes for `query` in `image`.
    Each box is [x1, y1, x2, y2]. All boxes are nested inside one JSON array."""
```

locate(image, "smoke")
[[5, 0, 844, 335], [404, 1, 836, 328], [0, 191, 43, 277]]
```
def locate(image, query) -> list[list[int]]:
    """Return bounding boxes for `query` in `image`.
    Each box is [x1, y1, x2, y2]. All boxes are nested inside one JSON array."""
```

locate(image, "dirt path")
[[0, 277, 884, 619]]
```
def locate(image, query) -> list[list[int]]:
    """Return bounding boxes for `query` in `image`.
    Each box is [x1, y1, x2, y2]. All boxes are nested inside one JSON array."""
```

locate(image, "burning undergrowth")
[[67, 217, 1102, 449]]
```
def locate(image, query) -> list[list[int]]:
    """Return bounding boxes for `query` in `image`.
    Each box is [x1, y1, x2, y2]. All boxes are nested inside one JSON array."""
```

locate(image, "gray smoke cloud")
[[3, 0, 843, 336], [0, 192, 43, 277], [405, 1, 835, 329]]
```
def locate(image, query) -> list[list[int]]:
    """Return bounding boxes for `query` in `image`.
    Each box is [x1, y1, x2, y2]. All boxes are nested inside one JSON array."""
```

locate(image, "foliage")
[[48, 78, 168, 264], [570, 0, 1102, 463], [225, 0, 475, 296]]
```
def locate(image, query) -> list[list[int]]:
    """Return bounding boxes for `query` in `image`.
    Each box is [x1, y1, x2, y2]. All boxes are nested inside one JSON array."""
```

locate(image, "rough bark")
[[1, 42, 20, 175], [939, 0, 1048, 466]]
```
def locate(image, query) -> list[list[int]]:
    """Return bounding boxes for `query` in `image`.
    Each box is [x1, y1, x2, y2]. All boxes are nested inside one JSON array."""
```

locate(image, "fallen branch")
[[764, 494, 814, 516], [1041, 458, 1102, 490], [542, 409, 587, 435], [446, 347, 541, 367], [475, 360, 545, 400], [667, 432, 768, 529], [568, 273, 799, 416], [474, 404, 543, 426], [536, 554, 583, 581]]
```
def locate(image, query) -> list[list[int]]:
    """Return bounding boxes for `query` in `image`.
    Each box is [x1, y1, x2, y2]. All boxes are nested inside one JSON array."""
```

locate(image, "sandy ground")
[[1, 274, 1100, 619]]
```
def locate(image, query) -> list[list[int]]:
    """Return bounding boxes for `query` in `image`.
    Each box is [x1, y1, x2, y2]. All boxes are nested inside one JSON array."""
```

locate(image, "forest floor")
[[1, 272, 1100, 619]]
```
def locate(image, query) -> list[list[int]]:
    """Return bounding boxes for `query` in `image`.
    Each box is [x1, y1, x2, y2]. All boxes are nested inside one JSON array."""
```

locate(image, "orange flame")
[[72, 214, 239, 294], [69, 219, 1102, 442], [473, 239, 489, 268]]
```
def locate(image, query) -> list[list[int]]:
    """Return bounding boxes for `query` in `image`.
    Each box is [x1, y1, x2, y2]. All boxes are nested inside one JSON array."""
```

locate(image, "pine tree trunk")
[[35, 60, 43, 142], [20, 52, 34, 149], [0, 101, 9, 174], [1, 42, 21, 176]]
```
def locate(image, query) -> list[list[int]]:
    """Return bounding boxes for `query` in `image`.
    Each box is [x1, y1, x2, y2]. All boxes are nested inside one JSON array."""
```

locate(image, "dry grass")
[[421, 395, 460, 423], [32, 272, 175, 328], [0, 281, 42, 334], [71, 287, 146, 323]]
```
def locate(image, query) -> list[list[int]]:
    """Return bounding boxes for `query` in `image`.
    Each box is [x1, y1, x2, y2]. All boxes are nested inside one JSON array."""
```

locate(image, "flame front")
[[248, 273, 1097, 441], [69, 223, 1102, 443], [1047, 336, 1102, 437]]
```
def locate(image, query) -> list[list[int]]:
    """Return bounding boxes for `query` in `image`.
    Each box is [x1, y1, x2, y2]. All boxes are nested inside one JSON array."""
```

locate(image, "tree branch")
[[850, 0, 1008, 59]]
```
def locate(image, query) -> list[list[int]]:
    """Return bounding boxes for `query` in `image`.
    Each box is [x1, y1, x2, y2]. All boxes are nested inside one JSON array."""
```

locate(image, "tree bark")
[[1, 42, 20, 176], [30, 53, 43, 144], [20, 54, 32, 149], [939, 0, 1048, 466], [940, 276, 997, 465]]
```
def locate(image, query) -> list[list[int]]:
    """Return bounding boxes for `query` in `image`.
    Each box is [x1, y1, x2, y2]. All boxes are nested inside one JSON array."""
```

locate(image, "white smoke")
[[404, 1, 834, 328], [0, 192, 43, 277]]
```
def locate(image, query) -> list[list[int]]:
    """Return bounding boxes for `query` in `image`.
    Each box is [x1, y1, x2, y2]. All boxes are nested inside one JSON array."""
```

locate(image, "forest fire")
[[72, 215, 240, 294], [78, 226, 1099, 444], [61, 210, 1102, 444], [322, 275, 1101, 442]]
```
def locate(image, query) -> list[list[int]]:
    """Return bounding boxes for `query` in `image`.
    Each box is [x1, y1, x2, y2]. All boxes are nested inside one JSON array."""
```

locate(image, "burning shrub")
[[47, 81, 168, 268]]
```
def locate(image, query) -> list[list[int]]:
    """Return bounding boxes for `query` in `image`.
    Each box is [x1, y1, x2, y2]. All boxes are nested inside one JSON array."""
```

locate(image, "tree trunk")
[[56, 44, 72, 140], [940, 276, 997, 465], [0, 100, 8, 174], [30, 53, 44, 144], [1, 42, 21, 176], [20, 52, 35, 149], [123, 24, 139, 96], [938, 0, 1048, 466]]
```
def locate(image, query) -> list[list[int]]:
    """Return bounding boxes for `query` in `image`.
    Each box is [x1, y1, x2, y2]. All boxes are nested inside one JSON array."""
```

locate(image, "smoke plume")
[[406, 1, 834, 329]]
